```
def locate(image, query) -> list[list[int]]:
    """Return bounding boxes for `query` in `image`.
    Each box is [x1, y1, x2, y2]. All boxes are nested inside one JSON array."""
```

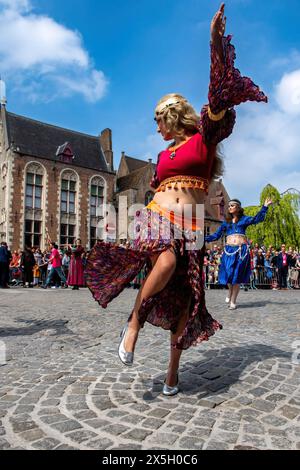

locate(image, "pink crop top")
[[156, 132, 215, 183]]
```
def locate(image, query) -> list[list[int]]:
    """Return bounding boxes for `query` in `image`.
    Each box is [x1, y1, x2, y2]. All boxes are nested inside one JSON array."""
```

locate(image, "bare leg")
[[124, 249, 176, 352], [165, 300, 191, 387], [227, 283, 232, 301], [230, 284, 240, 305]]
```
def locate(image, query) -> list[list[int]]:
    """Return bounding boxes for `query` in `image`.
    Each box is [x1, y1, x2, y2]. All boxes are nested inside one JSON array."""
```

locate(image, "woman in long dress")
[[86, 4, 268, 395]]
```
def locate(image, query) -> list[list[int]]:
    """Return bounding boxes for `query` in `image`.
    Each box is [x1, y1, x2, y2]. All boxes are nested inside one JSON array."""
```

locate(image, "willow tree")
[[244, 185, 300, 249]]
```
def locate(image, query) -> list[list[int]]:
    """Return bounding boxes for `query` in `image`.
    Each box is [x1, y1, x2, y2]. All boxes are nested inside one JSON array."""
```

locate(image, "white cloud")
[[0, 0, 108, 103], [276, 70, 300, 115], [0, 0, 30, 11], [223, 67, 300, 205]]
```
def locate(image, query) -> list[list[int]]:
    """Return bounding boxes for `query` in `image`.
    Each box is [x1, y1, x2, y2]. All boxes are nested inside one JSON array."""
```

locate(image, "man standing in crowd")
[[277, 244, 292, 289]]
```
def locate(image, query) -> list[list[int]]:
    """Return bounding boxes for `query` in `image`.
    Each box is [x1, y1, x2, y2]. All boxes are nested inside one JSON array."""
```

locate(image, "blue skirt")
[[219, 243, 251, 285]]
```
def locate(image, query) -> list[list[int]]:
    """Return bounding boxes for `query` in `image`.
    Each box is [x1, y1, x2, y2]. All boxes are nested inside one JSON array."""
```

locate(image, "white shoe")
[[229, 303, 237, 310], [163, 374, 179, 396], [118, 324, 134, 366], [225, 297, 230, 304]]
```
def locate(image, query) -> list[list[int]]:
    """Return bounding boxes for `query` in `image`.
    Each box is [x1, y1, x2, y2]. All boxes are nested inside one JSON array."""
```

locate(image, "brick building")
[[0, 99, 115, 251]]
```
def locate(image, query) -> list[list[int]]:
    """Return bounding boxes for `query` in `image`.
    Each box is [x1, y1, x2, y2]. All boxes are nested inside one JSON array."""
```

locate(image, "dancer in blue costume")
[[205, 198, 272, 309]]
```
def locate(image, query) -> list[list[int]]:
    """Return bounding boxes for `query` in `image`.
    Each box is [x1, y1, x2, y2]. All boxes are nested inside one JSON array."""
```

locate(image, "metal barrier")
[[204, 265, 300, 290], [289, 267, 300, 289]]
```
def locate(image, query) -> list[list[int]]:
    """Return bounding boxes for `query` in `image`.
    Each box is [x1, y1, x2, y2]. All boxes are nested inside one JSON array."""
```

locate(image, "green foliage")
[[244, 184, 300, 249]]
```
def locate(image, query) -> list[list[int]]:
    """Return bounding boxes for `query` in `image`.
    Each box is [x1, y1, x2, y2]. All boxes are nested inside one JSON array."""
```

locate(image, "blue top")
[[205, 205, 268, 242]]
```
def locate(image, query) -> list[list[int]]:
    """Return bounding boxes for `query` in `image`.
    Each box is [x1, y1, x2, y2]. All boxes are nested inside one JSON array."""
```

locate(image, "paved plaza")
[[0, 287, 299, 450]]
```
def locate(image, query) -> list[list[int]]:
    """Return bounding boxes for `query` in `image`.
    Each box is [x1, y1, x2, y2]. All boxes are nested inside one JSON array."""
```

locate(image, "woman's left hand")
[[264, 198, 273, 206], [211, 3, 226, 44]]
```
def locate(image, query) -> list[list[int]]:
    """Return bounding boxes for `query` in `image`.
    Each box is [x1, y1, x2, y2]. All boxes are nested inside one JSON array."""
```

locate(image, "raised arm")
[[200, 3, 268, 145], [243, 198, 272, 227], [205, 221, 227, 243]]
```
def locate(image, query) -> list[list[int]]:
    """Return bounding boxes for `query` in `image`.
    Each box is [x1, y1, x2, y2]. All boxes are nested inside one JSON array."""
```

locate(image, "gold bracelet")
[[207, 106, 227, 121]]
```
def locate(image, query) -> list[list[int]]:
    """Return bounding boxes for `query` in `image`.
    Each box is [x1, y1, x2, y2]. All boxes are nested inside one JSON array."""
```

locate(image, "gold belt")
[[155, 175, 209, 193]]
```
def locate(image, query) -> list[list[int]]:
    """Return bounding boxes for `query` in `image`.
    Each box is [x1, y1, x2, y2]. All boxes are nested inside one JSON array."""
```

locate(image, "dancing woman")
[[86, 4, 267, 396], [205, 198, 272, 309]]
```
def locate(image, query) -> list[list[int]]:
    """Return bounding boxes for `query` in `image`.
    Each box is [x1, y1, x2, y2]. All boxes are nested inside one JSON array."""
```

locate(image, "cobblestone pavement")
[[0, 287, 299, 450]]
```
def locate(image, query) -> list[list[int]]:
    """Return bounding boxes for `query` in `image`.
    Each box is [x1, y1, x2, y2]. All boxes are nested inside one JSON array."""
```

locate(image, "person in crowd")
[[0, 241, 9, 288], [3, 242, 12, 288], [67, 239, 85, 290], [256, 249, 265, 285], [20, 244, 36, 288], [289, 251, 300, 289], [62, 248, 71, 280], [9, 250, 21, 285], [277, 244, 292, 289], [43, 242, 68, 288]]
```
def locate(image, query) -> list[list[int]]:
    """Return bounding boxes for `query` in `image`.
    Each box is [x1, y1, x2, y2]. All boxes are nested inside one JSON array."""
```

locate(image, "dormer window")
[[56, 142, 74, 164]]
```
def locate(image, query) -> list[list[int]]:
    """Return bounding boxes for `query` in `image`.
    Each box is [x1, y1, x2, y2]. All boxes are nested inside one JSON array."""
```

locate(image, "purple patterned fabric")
[[86, 207, 222, 350], [200, 35, 268, 145]]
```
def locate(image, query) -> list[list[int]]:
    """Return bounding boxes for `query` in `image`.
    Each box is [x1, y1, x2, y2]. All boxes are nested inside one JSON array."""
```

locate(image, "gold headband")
[[155, 97, 184, 115]]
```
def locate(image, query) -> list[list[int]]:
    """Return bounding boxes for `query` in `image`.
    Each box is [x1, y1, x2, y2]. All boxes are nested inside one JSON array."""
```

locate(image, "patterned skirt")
[[85, 201, 222, 350]]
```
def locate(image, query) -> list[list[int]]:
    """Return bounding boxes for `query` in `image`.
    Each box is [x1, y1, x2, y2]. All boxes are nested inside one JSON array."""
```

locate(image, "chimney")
[[99, 128, 114, 172]]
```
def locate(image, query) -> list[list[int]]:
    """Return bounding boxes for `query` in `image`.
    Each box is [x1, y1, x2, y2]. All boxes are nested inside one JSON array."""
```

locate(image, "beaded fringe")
[[155, 175, 209, 194]]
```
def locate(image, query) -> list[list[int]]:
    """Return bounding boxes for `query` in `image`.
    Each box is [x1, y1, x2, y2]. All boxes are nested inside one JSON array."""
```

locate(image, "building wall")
[[135, 165, 155, 205], [116, 153, 129, 179], [8, 153, 115, 251]]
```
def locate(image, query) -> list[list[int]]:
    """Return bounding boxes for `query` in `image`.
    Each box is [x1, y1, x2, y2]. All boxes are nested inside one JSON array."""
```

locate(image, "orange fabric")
[[146, 200, 202, 232]]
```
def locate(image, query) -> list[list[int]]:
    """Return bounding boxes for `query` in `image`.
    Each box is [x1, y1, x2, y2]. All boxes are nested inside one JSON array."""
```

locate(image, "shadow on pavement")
[[0, 318, 73, 337]]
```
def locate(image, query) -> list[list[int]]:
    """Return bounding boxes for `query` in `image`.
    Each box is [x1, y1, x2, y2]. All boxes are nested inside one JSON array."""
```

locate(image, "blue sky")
[[0, 0, 299, 206]]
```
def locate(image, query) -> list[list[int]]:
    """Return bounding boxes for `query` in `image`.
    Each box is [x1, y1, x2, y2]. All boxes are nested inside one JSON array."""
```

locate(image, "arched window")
[[25, 164, 43, 209], [90, 176, 105, 217], [24, 163, 44, 248], [90, 176, 106, 248], [145, 191, 154, 206], [60, 170, 78, 246], [61, 171, 77, 214]]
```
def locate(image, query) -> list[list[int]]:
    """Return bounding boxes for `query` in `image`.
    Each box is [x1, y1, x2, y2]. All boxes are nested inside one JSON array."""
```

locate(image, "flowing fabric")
[[86, 33, 268, 350], [86, 203, 222, 350]]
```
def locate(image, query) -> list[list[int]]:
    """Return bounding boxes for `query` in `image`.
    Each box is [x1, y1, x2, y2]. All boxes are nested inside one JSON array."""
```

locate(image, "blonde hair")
[[155, 93, 224, 181], [155, 93, 200, 137]]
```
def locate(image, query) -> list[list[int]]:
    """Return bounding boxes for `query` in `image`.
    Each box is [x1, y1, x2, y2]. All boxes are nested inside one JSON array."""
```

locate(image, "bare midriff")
[[226, 234, 247, 246], [153, 182, 206, 218]]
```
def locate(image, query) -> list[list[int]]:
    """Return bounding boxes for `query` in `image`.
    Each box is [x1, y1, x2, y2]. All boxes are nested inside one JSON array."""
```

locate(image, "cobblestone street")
[[0, 287, 299, 450]]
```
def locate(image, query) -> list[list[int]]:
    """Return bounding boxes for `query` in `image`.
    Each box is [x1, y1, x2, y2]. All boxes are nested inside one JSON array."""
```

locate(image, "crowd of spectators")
[[1, 239, 299, 291], [204, 243, 300, 289], [0, 240, 87, 289]]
